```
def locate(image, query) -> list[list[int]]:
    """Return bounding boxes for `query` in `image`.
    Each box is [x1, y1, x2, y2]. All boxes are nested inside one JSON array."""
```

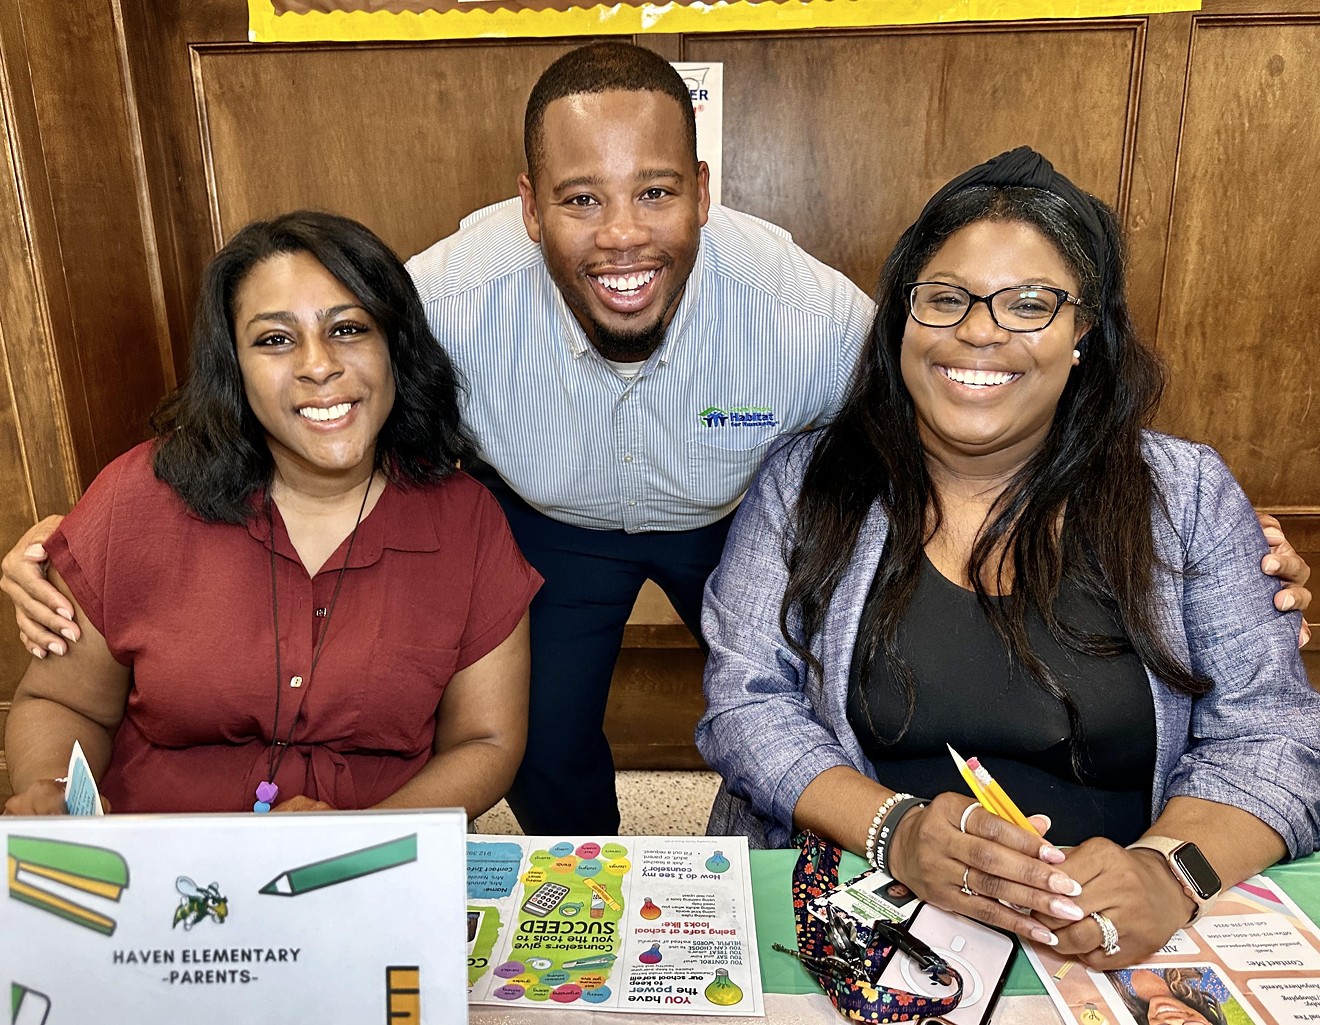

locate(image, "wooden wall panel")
[[0, 103, 57, 782], [686, 25, 1139, 297], [1153, 17, 1320, 507], [2, 0, 172, 487], [0, 0, 177, 764], [192, 40, 581, 260]]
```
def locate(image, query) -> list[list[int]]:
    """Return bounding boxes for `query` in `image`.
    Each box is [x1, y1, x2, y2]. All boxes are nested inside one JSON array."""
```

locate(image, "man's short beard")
[[588, 317, 668, 363]]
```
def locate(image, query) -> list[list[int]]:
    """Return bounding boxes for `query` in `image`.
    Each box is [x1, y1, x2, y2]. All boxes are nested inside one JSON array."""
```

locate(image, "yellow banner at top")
[[248, 0, 1199, 43]]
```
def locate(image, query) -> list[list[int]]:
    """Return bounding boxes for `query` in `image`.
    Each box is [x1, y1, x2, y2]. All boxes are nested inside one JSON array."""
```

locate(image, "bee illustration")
[[173, 877, 229, 930]]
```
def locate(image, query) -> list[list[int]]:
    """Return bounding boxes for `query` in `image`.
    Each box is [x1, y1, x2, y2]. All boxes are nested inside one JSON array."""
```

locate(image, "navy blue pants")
[[481, 475, 734, 834]]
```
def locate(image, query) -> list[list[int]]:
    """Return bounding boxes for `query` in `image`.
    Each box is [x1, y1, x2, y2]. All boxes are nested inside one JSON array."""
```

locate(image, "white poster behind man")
[[673, 62, 724, 206]]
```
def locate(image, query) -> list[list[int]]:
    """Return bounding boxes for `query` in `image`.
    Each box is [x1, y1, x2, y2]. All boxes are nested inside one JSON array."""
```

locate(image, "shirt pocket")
[[685, 432, 778, 510], [353, 642, 460, 755]]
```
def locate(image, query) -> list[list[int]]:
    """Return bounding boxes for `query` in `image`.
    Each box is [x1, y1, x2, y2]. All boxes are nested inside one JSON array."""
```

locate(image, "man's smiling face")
[[518, 89, 710, 362]]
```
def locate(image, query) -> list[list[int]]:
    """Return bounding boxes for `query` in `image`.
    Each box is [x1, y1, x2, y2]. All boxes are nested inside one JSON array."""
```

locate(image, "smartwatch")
[[1127, 836, 1222, 924]]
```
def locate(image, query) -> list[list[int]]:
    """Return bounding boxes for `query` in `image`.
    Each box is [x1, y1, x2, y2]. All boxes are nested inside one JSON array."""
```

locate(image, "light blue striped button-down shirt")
[[407, 199, 876, 533]]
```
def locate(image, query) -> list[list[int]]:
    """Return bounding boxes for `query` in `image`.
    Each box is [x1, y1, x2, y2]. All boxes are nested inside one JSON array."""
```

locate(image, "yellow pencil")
[[584, 877, 620, 911], [966, 755, 1041, 837]]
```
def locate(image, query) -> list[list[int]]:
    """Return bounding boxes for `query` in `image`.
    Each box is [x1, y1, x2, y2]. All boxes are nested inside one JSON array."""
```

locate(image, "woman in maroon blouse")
[[3, 211, 541, 816]]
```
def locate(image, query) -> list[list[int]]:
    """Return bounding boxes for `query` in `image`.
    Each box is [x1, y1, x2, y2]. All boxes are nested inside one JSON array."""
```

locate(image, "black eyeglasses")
[[906, 281, 1083, 332]]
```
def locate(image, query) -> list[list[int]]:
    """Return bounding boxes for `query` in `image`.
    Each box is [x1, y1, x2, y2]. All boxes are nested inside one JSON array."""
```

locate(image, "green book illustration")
[[7, 836, 129, 937], [259, 834, 417, 897]]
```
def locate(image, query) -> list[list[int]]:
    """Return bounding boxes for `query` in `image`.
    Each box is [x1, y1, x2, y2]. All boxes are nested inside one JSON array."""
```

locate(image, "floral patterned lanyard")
[[779, 832, 965, 1023]]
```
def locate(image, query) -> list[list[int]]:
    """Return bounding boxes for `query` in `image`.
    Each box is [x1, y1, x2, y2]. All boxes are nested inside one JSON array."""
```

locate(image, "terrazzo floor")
[[472, 770, 721, 836]]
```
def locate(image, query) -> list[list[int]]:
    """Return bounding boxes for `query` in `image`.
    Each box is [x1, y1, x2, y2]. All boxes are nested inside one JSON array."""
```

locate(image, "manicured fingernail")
[[57, 608, 74, 621], [1039, 845, 1066, 864], [1050, 874, 1083, 896], [32, 647, 45, 659], [48, 641, 65, 656], [1031, 927, 1059, 946], [60, 628, 76, 642], [1050, 898, 1085, 920], [1264, 556, 1281, 574], [1279, 593, 1296, 611], [24, 544, 44, 558]]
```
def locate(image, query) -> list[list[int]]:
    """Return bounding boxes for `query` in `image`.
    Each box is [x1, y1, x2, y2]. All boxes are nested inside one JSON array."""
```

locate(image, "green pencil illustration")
[[259, 834, 417, 897]]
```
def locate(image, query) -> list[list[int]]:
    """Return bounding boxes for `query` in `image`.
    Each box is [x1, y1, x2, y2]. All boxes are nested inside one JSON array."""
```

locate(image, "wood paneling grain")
[[1153, 18, 1320, 505], [0, 702, 9, 802], [192, 40, 582, 259], [686, 25, 1139, 293], [3, 0, 171, 487], [604, 648, 708, 770], [1125, 13, 1193, 343]]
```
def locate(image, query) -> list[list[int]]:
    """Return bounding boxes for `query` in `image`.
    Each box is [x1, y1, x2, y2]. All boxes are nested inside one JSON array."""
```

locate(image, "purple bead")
[[253, 801, 271, 813], [255, 781, 279, 803]]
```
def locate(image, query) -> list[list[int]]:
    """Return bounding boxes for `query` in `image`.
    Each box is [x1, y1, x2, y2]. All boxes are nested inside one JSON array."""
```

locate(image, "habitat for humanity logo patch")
[[698, 406, 779, 429]]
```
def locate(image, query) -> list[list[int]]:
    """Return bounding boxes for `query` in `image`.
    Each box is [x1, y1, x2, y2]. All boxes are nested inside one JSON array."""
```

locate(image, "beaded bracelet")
[[865, 792, 912, 868], [874, 796, 928, 878]]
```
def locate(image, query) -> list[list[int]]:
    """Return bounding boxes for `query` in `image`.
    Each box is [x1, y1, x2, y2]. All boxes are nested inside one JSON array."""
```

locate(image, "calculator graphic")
[[522, 882, 571, 917]]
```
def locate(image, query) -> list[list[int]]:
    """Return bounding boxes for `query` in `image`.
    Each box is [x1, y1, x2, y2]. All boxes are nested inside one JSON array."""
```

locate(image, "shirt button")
[[623, 454, 633, 462], [628, 501, 638, 506]]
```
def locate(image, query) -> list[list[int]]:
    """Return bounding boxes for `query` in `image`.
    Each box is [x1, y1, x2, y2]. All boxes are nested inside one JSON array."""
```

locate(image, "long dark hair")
[[152, 210, 476, 522], [782, 184, 1209, 751]]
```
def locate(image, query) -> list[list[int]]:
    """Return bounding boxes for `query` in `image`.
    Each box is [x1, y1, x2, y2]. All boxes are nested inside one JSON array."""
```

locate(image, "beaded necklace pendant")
[[253, 780, 279, 814]]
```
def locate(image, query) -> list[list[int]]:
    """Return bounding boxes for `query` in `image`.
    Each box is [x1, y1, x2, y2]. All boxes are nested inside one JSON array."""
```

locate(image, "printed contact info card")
[[1025, 873, 1320, 1025], [2, 809, 468, 1024]]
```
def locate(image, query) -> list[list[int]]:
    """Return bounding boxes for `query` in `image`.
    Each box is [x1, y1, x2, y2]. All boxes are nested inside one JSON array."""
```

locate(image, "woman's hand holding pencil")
[[882, 749, 1088, 951]]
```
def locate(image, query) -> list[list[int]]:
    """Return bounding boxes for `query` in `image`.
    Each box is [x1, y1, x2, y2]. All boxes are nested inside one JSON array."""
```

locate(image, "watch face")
[[1173, 843, 1221, 900]]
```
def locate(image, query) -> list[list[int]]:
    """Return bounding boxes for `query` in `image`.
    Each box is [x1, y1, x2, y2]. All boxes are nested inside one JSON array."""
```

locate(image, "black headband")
[[915, 146, 1109, 280]]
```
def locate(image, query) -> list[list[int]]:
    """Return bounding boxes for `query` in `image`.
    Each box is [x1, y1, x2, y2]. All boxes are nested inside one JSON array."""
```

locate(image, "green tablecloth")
[[750, 849, 1320, 996]]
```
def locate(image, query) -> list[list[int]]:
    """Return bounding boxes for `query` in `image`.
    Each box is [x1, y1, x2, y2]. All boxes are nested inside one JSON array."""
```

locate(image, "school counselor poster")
[[248, 0, 1199, 43]]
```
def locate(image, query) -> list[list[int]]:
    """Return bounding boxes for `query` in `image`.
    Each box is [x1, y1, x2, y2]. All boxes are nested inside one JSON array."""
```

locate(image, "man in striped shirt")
[[407, 42, 876, 833]]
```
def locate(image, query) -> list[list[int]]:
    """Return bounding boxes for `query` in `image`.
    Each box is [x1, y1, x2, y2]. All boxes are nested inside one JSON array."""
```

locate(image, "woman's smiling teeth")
[[299, 401, 354, 422], [940, 366, 1021, 388], [595, 268, 658, 295]]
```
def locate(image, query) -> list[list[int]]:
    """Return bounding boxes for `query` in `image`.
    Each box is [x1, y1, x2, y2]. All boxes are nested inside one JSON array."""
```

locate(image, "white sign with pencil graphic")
[[1, 810, 468, 1024]]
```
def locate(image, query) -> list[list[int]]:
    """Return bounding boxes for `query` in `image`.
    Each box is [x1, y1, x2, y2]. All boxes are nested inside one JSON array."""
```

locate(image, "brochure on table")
[[1024, 874, 1320, 1025], [4, 810, 468, 1025], [467, 834, 763, 1015]]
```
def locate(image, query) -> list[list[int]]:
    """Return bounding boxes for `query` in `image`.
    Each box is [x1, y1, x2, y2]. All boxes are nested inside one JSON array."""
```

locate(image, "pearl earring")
[[1072, 348, 1081, 360]]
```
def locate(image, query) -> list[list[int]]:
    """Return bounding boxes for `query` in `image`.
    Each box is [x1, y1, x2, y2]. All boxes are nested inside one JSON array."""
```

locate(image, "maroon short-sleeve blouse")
[[45, 442, 542, 813]]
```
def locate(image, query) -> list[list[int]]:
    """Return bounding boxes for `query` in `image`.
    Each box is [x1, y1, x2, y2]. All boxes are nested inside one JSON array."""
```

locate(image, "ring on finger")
[[960, 866, 976, 897], [1090, 911, 1121, 956], [958, 804, 979, 834]]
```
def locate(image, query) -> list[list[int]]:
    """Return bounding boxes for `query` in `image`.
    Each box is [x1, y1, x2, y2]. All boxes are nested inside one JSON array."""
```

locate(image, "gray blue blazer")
[[696, 431, 1319, 856]]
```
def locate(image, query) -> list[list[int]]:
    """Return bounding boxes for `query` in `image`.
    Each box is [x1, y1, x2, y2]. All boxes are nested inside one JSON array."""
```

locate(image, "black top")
[[846, 554, 1156, 846]]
